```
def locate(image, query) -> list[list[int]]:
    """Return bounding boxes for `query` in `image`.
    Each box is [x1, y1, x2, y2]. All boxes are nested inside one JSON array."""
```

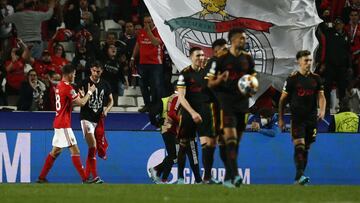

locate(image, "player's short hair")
[[62, 64, 76, 75], [91, 60, 103, 69], [228, 28, 246, 42], [189, 47, 202, 56], [296, 50, 311, 60], [212, 38, 227, 49]]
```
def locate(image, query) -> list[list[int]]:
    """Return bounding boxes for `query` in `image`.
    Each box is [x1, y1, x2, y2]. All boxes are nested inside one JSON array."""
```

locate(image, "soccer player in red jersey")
[[37, 64, 96, 183]]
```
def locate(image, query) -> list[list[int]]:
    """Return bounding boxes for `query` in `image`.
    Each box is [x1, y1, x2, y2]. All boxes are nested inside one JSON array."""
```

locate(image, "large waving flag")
[[144, 0, 322, 103]]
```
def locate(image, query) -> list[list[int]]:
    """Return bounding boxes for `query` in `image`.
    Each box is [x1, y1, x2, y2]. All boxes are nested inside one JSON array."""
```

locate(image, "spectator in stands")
[[345, 9, 360, 78], [131, 14, 164, 113], [101, 32, 127, 60], [37, 0, 63, 43], [72, 32, 96, 85], [17, 69, 46, 111], [134, 23, 142, 35], [121, 21, 138, 86], [108, 0, 132, 26], [43, 70, 60, 111], [75, 10, 100, 49], [122, 22, 136, 61], [30, 49, 58, 83], [0, 0, 14, 60], [4, 0, 55, 59], [48, 42, 69, 74], [102, 44, 128, 106], [4, 39, 30, 95], [343, 0, 360, 23], [320, 17, 352, 113], [64, 0, 100, 31]]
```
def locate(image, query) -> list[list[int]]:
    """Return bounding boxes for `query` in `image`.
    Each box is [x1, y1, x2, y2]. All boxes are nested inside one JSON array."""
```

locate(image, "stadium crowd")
[[0, 0, 359, 116]]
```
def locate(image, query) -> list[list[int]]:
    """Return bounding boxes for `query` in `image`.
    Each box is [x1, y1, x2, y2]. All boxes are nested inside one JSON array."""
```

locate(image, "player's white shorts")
[[80, 120, 98, 136], [52, 128, 77, 148]]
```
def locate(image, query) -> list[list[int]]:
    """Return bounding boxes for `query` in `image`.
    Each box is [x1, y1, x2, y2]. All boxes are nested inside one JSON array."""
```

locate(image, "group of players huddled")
[[148, 28, 326, 188], [35, 27, 326, 188]]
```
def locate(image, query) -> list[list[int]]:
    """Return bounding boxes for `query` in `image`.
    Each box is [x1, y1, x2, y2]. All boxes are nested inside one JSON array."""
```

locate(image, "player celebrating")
[[80, 61, 114, 184], [37, 64, 96, 183], [198, 38, 229, 184], [278, 50, 326, 185], [207, 28, 256, 188], [176, 47, 215, 184]]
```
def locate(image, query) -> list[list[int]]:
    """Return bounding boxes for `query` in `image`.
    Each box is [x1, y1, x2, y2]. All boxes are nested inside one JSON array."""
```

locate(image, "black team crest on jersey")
[[88, 88, 105, 113], [165, 0, 275, 75]]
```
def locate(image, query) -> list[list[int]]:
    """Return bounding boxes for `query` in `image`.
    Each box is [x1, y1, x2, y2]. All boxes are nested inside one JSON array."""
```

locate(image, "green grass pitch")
[[1, 184, 360, 203]]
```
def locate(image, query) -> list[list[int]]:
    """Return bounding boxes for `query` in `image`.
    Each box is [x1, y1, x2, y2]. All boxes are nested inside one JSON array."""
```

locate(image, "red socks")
[[71, 155, 87, 181], [39, 154, 56, 180], [85, 147, 98, 179]]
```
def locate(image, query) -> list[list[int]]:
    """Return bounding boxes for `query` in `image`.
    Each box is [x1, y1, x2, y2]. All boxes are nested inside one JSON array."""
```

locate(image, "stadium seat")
[[100, 30, 107, 41], [136, 97, 145, 107], [108, 28, 123, 39], [171, 75, 179, 83], [124, 86, 142, 96], [0, 106, 17, 111], [110, 107, 126, 112], [59, 41, 75, 53], [6, 95, 19, 106], [117, 96, 136, 107], [65, 52, 75, 61], [125, 107, 140, 112], [172, 64, 179, 74], [104, 19, 122, 31]]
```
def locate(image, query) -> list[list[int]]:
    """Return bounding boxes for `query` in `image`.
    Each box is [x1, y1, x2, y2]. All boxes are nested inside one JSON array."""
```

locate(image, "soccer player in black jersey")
[[79, 61, 114, 183], [278, 50, 326, 185], [176, 47, 216, 184], [204, 38, 231, 184], [207, 28, 256, 188]]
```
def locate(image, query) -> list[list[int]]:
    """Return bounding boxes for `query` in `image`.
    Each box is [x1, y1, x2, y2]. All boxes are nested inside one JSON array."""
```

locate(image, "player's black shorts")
[[217, 93, 248, 131], [178, 103, 216, 139], [291, 117, 317, 145]]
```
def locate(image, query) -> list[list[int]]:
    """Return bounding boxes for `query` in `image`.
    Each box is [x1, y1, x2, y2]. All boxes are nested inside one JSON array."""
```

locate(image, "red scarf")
[[95, 116, 109, 160]]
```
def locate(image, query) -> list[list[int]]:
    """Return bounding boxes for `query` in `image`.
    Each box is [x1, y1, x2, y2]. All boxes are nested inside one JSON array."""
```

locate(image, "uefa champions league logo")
[[165, 0, 276, 75]]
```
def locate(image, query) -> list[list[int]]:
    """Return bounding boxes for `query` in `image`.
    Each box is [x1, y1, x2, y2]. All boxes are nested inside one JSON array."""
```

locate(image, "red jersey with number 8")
[[53, 81, 78, 128]]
